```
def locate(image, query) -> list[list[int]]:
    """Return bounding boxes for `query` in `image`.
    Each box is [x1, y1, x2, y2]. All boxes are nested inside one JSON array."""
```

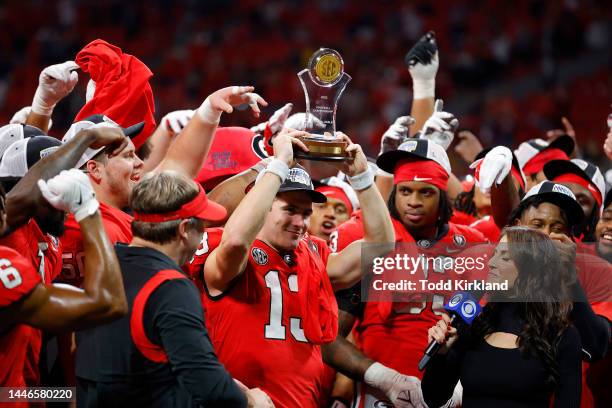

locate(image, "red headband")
[[316, 186, 353, 214], [553, 174, 602, 207], [133, 185, 222, 222], [523, 148, 569, 175], [394, 159, 449, 191]]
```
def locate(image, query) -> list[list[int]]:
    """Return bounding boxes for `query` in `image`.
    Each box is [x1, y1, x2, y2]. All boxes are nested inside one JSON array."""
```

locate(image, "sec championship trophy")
[[295, 48, 352, 161]]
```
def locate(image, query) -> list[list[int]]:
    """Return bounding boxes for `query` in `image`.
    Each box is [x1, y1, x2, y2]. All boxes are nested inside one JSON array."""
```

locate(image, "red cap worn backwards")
[[132, 184, 227, 223]]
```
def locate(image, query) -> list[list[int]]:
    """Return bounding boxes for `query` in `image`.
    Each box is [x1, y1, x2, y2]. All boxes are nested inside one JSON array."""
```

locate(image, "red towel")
[[75, 39, 156, 149]]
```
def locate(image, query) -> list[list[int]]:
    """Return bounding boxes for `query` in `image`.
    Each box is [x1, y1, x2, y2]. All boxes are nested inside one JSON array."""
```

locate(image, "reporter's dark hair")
[[130, 172, 203, 244], [468, 227, 573, 387], [387, 185, 452, 230]]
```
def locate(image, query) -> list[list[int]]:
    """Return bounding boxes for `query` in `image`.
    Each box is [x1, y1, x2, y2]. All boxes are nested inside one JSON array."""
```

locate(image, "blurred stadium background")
[[0, 0, 609, 174]]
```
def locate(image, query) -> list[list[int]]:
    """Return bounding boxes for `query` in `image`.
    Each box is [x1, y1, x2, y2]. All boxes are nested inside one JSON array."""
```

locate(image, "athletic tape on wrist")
[[412, 79, 436, 99], [197, 97, 221, 124], [263, 159, 290, 183], [349, 167, 374, 191]]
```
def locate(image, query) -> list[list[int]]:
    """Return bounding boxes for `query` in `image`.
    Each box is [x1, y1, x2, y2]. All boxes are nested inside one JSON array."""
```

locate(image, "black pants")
[[77, 377, 194, 408]]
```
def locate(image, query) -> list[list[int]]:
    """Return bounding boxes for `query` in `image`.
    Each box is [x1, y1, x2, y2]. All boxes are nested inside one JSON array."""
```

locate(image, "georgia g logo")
[[251, 134, 269, 159]]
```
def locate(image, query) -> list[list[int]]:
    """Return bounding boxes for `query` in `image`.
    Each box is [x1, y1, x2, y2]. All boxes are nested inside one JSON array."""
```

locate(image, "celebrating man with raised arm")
[[186, 129, 394, 407]]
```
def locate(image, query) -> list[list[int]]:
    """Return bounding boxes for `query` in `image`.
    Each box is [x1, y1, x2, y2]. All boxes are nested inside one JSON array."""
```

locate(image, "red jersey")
[[190, 229, 337, 408], [334, 218, 488, 380], [0, 220, 62, 387], [469, 215, 502, 243], [0, 246, 41, 396], [0, 219, 62, 285], [59, 202, 132, 286]]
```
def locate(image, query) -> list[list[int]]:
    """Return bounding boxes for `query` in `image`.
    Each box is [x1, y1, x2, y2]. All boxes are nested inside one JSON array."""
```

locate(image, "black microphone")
[[418, 290, 485, 371]]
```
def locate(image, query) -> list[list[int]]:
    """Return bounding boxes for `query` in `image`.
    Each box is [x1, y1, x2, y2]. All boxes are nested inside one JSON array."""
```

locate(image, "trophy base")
[[294, 134, 348, 162]]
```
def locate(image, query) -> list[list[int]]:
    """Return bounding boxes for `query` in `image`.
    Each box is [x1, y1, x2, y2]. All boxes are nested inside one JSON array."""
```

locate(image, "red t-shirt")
[[189, 229, 337, 408], [0, 246, 41, 397], [59, 202, 132, 286]]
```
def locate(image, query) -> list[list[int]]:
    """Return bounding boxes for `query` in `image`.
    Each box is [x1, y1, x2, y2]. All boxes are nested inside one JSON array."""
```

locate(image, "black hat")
[[0, 136, 62, 179], [278, 167, 327, 203], [521, 181, 584, 226], [543, 159, 605, 206], [514, 136, 575, 170], [0, 124, 47, 159]]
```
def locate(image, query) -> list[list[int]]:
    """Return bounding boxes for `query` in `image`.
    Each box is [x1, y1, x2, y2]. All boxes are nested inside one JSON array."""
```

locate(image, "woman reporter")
[[422, 227, 582, 407]]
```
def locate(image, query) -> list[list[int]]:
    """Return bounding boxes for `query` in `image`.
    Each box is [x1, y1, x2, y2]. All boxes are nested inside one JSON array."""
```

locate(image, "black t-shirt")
[[422, 303, 582, 407], [75, 245, 246, 407]]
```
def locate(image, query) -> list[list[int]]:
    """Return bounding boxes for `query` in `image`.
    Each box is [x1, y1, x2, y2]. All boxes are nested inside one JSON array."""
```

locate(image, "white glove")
[[283, 112, 326, 132], [37, 169, 99, 222], [251, 103, 294, 134], [469, 146, 513, 194], [419, 111, 458, 151], [162, 109, 195, 134], [364, 363, 428, 408], [268, 103, 293, 134], [405, 31, 439, 99], [379, 116, 415, 156], [32, 61, 80, 116]]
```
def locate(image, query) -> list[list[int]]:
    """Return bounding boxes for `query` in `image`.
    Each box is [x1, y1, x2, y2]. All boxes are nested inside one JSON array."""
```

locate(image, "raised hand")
[[405, 31, 439, 99], [162, 109, 195, 135], [419, 109, 459, 151], [197, 86, 268, 124], [379, 116, 415, 156], [470, 146, 513, 193], [272, 128, 310, 168], [251, 103, 294, 135], [333, 132, 368, 178], [32, 61, 80, 116]]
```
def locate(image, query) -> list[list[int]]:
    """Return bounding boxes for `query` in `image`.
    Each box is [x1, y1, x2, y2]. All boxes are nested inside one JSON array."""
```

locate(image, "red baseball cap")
[[195, 127, 268, 191]]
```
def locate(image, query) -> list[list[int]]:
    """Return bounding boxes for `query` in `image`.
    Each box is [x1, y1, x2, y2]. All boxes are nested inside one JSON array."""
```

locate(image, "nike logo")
[[76, 192, 82, 206], [413, 176, 432, 182]]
